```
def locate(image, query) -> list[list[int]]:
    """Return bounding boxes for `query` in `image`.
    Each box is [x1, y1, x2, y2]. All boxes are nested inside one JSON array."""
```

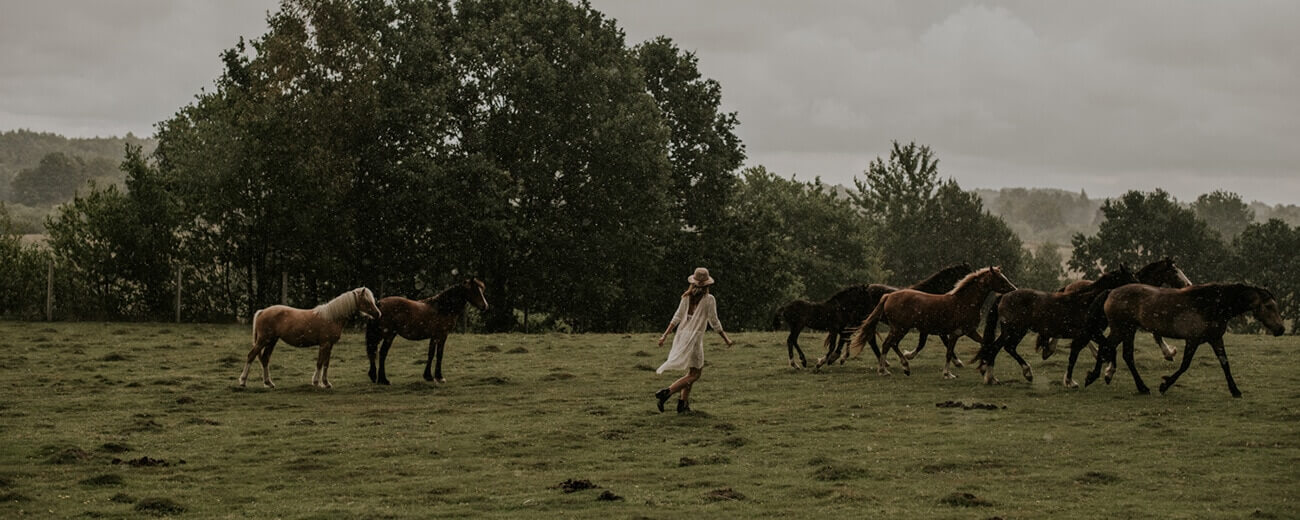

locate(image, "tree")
[[0, 203, 49, 318], [10, 152, 90, 206], [709, 167, 883, 329], [1192, 190, 1254, 241], [1233, 219, 1300, 333], [1019, 242, 1067, 291], [1070, 189, 1230, 281], [852, 142, 1024, 285]]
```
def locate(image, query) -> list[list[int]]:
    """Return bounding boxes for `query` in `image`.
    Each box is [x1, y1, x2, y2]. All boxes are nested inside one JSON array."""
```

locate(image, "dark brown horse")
[[1038, 257, 1192, 361], [972, 266, 1137, 385], [775, 263, 972, 370], [1084, 283, 1285, 397], [238, 287, 381, 388], [849, 267, 1018, 378], [365, 279, 488, 384]]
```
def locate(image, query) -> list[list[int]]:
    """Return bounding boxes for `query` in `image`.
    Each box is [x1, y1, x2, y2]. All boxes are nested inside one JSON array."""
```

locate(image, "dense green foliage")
[[0, 204, 49, 318], [1, 322, 1297, 518], [852, 142, 1024, 286], [1069, 189, 1230, 280]]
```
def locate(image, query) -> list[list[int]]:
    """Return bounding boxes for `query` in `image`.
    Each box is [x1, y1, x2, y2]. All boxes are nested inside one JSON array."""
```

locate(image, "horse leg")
[[423, 338, 437, 382], [876, 329, 906, 376], [1120, 337, 1150, 394], [239, 341, 262, 388], [432, 332, 448, 383], [902, 333, 928, 360], [1084, 332, 1119, 387], [1153, 333, 1177, 361], [258, 340, 278, 388], [789, 325, 806, 369], [366, 327, 380, 383], [940, 335, 961, 379], [316, 342, 334, 389], [1036, 334, 1059, 360], [1207, 337, 1241, 397], [987, 328, 1026, 384], [1159, 340, 1201, 395], [1001, 331, 1032, 382], [1062, 336, 1090, 388], [376, 335, 395, 385]]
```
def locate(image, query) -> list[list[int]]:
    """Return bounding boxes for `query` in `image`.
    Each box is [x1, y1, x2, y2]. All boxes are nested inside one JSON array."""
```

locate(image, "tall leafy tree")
[[1192, 190, 1254, 241], [10, 152, 90, 206], [0, 203, 48, 317], [1019, 242, 1067, 291], [1233, 219, 1300, 333], [1070, 189, 1230, 280], [853, 142, 1023, 285]]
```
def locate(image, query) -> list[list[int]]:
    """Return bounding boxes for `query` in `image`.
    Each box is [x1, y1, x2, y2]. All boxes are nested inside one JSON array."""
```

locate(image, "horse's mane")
[[424, 281, 481, 315], [1185, 283, 1262, 321], [911, 263, 972, 293], [946, 267, 993, 295], [315, 288, 362, 321], [1137, 258, 1190, 287]]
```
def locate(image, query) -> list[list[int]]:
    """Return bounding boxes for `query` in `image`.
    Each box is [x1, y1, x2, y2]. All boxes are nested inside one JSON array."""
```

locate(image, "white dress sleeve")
[[706, 295, 723, 332], [669, 296, 688, 327]]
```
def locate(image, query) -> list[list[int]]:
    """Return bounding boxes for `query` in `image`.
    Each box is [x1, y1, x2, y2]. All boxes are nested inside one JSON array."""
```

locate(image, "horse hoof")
[[952, 359, 965, 368], [877, 369, 891, 376], [323, 382, 333, 389], [436, 378, 447, 384], [1231, 391, 1243, 398], [1158, 384, 1169, 394], [264, 381, 275, 388], [942, 372, 956, 380], [423, 374, 435, 382], [1136, 387, 1151, 395], [902, 350, 916, 360], [378, 378, 390, 385], [1065, 379, 1078, 389], [1164, 352, 1177, 362]]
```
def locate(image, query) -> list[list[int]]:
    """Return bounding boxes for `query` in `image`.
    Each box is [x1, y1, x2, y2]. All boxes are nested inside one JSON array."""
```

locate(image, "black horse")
[[972, 265, 1137, 386], [1084, 283, 1285, 397], [1037, 257, 1191, 361], [774, 264, 972, 369]]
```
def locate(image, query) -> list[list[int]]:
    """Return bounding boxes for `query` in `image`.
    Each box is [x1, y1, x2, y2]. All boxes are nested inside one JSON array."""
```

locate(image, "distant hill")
[[0, 129, 157, 203], [973, 188, 1103, 247]]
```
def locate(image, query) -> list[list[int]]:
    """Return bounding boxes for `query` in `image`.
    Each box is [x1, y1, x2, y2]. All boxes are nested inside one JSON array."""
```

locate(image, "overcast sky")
[[1, 1, 1296, 204]]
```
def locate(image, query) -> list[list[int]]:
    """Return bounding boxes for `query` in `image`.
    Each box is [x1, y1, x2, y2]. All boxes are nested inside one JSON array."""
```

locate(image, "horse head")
[[464, 278, 489, 312], [986, 266, 1018, 293], [1094, 265, 1139, 291], [356, 287, 382, 320], [1249, 286, 1286, 336], [1141, 257, 1192, 288]]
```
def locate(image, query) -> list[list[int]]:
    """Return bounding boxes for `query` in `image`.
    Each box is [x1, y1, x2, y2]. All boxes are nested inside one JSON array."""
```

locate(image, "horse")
[[238, 287, 381, 389], [971, 265, 1138, 386], [1037, 257, 1192, 361], [800, 263, 977, 369], [848, 267, 1018, 378], [365, 278, 488, 384], [1083, 283, 1285, 397]]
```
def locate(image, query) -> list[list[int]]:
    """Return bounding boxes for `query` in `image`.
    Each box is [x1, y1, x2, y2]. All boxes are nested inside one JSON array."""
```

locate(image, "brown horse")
[[365, 278, 488, 384], [1038, 257, 1192, 361], [848, 267, 1018, 378], [776, 263, 971, 371], [1084, 283, 1285, 397], [972, 265, 1137, 385], [238, 287, 381, 388]]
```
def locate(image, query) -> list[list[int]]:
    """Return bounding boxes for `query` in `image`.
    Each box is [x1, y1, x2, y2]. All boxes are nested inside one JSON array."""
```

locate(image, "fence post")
[[46, 260, 53, 321], [175, 266, 182, 323], [281, 271, 288, 305]]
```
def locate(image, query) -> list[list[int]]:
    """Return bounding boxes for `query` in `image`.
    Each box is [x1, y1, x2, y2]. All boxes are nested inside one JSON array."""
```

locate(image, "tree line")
[[0, 0, 1295, 333]]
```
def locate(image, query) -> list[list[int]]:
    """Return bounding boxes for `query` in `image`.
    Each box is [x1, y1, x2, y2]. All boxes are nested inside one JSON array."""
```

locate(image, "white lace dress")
[[657, 294, 724, 373]]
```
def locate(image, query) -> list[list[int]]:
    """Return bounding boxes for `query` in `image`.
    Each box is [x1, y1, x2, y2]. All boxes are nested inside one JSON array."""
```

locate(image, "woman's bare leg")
[[669, 367, 702, 398]]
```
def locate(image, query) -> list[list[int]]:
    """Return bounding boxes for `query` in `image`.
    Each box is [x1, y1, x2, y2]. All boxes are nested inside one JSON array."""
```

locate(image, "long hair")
[[682, 284, 711, 310], [315, 289, 360, 321]]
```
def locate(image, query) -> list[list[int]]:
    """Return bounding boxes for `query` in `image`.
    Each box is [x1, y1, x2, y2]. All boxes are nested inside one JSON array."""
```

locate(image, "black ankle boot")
[[655, 388, 671, 412], [676, 399, 690, 414]]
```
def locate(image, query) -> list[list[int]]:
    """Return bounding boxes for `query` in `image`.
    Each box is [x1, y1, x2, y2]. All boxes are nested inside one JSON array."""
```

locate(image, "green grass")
[[1, 321, 1298, 518]]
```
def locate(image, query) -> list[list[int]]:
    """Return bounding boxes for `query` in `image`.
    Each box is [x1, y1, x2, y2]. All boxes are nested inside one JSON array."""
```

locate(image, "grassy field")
[[1, 321, 1298, 518]]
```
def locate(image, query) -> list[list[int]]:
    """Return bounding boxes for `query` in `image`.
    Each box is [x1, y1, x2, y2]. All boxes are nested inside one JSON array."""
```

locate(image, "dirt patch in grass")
[[936, 400, 1006, 411], [632, 350, 652, 357], [703, 487, 745, 501], [99, 442, 132, 454], [0, 491, 32, 502], [79, 474, 124, 487], [813, 463, 869, 481], [175, 396, 196, 405], [109, 493, 136, 504], [125, 418, 165, 433], [678, 454, 729, 467], [101, 353, 130, 362], [721, 436, 747, 448], [0, 476, 12, 488], [541, 372, 575, 381], [1076, 471, 1121, 485], [633, 363, 656, 371], [506, 346, 529, 354], [134, 497, 185, 515], [42, 446, 92, 464], [112, 456, 184, 468], [217, 354, 242, 367], [480, 345, 501, 352], [185, 417, 221, 426], [556, 478, 600, 493], [478, 376, 510, 385], [286, 418, 316, 426], [595, 490, 623, 501], [940, 492, 993, 507]]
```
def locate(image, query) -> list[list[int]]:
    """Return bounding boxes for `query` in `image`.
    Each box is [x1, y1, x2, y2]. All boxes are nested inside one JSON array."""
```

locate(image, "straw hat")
[[687, 267, 715, 286]]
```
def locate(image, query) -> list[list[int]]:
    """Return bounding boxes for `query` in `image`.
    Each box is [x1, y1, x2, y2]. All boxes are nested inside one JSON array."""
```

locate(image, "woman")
[[655, 267, 733, 413]]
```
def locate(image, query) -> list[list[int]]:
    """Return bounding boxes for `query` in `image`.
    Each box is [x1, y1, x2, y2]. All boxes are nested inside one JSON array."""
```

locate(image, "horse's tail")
[[971, 294, 1003, 364], [771, 306, 784, 331], [251, 309, 265, 349], [1085, 289, 1111, 340], [848, 296, 887, 359]]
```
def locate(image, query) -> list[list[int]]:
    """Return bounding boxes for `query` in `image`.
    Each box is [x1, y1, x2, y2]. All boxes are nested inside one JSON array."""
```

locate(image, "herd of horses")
[[233, 258, 1285, 399], [775, 258, 1286, 397]]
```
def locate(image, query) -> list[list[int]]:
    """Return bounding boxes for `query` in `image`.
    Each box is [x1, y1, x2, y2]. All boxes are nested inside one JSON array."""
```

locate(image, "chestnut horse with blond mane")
[[238, 287, 381, 389], [848, 267, 1018, 378], [365, 278, 488, 384]]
